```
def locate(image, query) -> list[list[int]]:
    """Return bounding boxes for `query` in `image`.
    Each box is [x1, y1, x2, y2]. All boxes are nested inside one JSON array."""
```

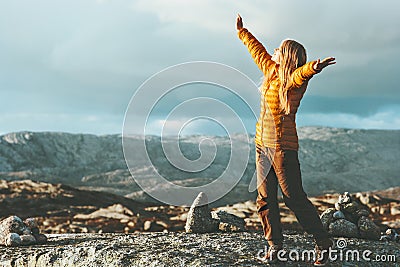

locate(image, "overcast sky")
[[0, 0, 399, 135]]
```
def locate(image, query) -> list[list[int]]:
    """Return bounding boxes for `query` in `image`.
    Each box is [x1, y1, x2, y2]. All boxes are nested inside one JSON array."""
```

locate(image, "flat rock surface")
[[0, 232, 399, 266]]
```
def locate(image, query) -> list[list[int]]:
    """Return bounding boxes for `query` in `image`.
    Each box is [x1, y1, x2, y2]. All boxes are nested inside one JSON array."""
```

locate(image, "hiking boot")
[[314, 238, 333, 266], [257, 244, 282, 264]]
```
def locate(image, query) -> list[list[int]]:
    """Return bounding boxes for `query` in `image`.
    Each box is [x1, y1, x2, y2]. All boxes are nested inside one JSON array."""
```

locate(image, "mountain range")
[[0, 127, 398, 205]]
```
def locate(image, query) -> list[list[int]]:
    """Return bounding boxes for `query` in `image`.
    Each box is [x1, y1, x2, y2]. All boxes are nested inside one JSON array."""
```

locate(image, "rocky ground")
[[0, 179, 187, 233], [0, 180, 399, 234], [0, 232, 399, 266], [0, 179, 399, 266]]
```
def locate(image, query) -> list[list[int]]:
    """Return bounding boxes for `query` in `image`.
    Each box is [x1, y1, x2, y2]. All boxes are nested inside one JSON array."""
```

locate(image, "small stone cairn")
[[380, 228, 400, 242], [185, 192, 245, 233], [0, 216, 47, 246], [320, 192, 381, 240]]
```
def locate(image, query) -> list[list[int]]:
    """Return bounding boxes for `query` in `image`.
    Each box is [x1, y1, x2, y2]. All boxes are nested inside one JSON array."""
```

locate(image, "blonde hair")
[[277, 39, 307, 115]]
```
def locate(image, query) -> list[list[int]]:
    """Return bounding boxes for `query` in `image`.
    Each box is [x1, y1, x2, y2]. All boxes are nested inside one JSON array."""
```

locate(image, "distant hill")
[[0, 127, 399, 205]]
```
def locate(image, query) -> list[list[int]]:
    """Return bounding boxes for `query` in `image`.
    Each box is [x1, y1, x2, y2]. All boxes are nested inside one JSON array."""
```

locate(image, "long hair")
[[278, 39, 307, 115]]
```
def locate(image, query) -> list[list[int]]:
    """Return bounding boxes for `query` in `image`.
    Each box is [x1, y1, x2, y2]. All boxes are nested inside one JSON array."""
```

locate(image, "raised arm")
[[236, 14, 274, 75], [291, 57, 336, 88]]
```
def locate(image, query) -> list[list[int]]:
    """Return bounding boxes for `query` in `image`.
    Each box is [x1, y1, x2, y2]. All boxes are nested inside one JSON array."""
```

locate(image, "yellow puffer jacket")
[[238, 28, 319, 151]]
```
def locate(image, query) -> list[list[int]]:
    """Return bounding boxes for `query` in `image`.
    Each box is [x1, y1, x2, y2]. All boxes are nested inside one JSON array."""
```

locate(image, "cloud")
[[143, 116, 256, 136], [0, 0, 399, 134], [0, 112, 123, 135], [133, 0, 244, 33], [299, 106, 400, 130]]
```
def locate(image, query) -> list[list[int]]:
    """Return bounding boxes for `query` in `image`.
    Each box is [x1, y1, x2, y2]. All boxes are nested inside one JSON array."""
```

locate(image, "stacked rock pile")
[[0, 216, 47, 246], [380, 228, 400, 242], [185, 192, 245, 233], [320, 192, 381, 240]]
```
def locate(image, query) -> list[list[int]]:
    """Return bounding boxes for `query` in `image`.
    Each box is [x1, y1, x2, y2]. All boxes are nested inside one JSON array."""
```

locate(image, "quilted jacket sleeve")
[[291, 61, 319, 88], [238, 28, 275, 75]]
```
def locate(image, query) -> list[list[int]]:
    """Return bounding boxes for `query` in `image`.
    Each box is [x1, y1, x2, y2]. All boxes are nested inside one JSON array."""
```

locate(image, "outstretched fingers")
[[236, 14, 243, 30], [314, 57, 336, 72], [322, 57, 336, 66]]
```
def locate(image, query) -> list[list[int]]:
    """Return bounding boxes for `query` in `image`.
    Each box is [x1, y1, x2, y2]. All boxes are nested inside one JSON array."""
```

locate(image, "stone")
[[391, 204, 400, 215], [31, 228, 40, 235], [143, 221, 152, 231], [385, 228, 397, 238], [22, 228, 32, 235], [355, 193, 372, 206], [380, 235, 391, 242], [74, 204, 134, 220], [343, 202, 359, 214], [127, 221, 135, 228], [333, 210, 345, 220], [328, 219, 359, 238], [0, 216, 26, 234], [155, 221, 169, 229], [211, 210, 245, 232], [342, 202, 360, 224], [379, 206, 391, 215], [381, 229, 399, 242], [24, 218, 38, 229], [218, 222, 238, 232], [358, 216, 380, 240], [338, 192, 352, 205], [355, 209, 369, 218], [185, 192, 219, 233], [143, 221, 164, 232], [320, 208, 335, 231], [370, 206, 380, 214], [0, 216, 27, 245], [344, 213, 359, 225], [5, 233, 22, 247], [33, 233, 48, 244], [20, 234, 36, 245]]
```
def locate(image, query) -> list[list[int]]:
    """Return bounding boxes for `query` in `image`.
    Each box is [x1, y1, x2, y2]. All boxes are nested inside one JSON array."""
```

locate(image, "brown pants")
[[255, 144, 329, 246]]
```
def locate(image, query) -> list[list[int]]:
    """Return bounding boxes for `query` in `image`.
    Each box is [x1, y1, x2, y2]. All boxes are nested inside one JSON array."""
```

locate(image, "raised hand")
[[313, 57, 336, 72], [236, 14, 243, 30]]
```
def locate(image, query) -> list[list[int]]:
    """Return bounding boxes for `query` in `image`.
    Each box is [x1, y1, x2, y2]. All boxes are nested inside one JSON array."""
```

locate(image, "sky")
[[0, 0, 399, 135]]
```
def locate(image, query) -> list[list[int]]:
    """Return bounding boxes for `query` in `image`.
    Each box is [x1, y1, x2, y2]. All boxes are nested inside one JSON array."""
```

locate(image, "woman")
[[236, 14, 336, 266]]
